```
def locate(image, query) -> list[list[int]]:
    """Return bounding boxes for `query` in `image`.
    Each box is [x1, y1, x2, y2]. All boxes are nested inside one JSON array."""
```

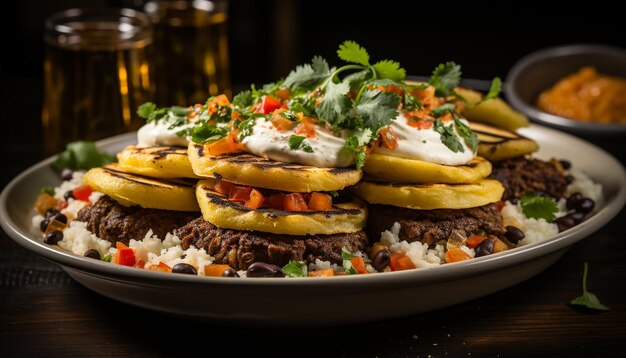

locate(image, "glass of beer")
[[43, 8, 154, 155], [144, 0, 231, 106]]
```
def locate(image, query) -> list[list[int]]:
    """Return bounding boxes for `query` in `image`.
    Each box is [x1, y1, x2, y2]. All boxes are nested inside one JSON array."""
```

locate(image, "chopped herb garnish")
[[40, 186, 55, 196], [288, 135, 314, 153], [355, 90, 400, 131], [280, 111, 298, 120], [232, 90, 254, 108], [341, 247, 359, 275], [283, 55, 332, 92], [102, 254, 112, 263], [520, 193, 558, 222], [430, 103, 456, 118], [454, 117, 479, 153], [189, 123, 229, 144], [341, 247, 358, 260], [237, 118, 256, 141], [429, 62, 462, 98], [53, 141, 116, 172], [570, 262, 610, 311], [329, 191, 339, 198], [345, 128, 373, 169], [282, 261, 308, 277], [433, 118, 464, 153], [137, 102, 157, 119], [315, 80, 352, 126], [288, 96, 316, 116]]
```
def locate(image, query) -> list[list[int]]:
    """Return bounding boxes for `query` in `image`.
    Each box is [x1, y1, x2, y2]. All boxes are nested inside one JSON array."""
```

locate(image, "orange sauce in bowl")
[[537, 67, 626, 124]]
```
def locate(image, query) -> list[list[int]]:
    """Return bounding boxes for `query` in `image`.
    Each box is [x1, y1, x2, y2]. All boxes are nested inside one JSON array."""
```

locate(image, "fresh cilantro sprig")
[[429, 62, 462, 98], [520, 193, 558, 222], [288, 135, 314, 153], [282, 261, 308, 278], [433, 118, 464, 153], [570, 262, 610, 311], [187, 123, 229, 144], [53, 141, 116, 171]]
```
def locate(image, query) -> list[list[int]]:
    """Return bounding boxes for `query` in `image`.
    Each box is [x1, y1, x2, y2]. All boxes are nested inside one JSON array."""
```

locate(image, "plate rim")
[[1, 125, 625, 288]]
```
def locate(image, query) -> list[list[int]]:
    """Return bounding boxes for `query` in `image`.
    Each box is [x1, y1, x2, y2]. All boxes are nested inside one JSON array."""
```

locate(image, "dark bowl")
[[505, 44, 626, 136]]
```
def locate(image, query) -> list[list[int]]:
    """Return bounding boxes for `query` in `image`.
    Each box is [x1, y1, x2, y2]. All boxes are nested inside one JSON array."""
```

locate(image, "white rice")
[[381, 222, 446, 268], [58, 221, 112, 257]]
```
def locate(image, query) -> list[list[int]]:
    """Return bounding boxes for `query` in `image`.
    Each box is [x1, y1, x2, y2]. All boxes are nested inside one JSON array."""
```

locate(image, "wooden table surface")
[[1, 114, 625, 357]]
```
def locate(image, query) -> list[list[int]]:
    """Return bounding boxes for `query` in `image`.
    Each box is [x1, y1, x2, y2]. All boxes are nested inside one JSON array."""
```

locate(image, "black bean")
[[567, 211, 585, 224], [40, 218, 50, 232], [63, 191, 75, 200], [50, 212, 68, 225], [475, 239, 494, 257], [576, 198, 595, 214], [172, 263, 198, 275], [559, 159, 572, 170], [565, 175, 575, 184], [505, 226, 525, 244], [372, 250, 390, 272], [566, 192, 583, 210], [60, 168, 74, 181], [44, 230, 63, 245], [246, 262, 284, 278], [556, 216, 576, 232], [83, 249, 101, 260], [222, 269, 239, 277], [45, 208, 60, 219]]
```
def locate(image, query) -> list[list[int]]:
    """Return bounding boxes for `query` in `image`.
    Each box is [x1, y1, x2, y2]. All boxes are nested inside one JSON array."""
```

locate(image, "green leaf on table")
[[570, 262, 610, 311], [53, 141, 116, 172], [520, 193, 558, 222]]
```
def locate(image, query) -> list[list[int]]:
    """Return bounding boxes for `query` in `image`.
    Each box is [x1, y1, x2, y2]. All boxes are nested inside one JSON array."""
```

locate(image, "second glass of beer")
[[144, 0, 231, 106]]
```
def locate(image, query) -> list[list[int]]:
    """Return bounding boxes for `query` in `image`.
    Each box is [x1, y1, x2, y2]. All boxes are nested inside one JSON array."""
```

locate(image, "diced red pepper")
[[245, 189, 265, 209], [284, 193, 308, 212], [379, 127, 398, 149], [258, 95, 282, 114], [268, 193, 285, 210], [308, 192, 332, 211], [73, 185, 94, 202], [214, 180, 234, 195], [294, 117, 317, 138], [229, 186, 253, 202], [389, 252, 415, 271], [114, 242, 136, 267]]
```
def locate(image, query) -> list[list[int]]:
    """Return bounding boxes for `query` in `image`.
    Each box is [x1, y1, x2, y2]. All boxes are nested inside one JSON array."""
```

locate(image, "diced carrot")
[[350, 257, 368, 274], [377, 84, 405, 98], [114, 242, 136, 267], [270, 109, 294, 131], [294, 116, 317, 138], [245, 189, 265, 209], [212, 94, 231, 107], [268, 193, 285, 210], [389, 252, 415, 271], [284, 193, 308, 211], [445, 248, 471, 263], [492, 238, 509, 253], [34, 193, 58, 215], [379, 127, 398, 149], [308, 268, 334, 277], [205, 136, 238, 156], [214, 180, 234, 195], [308, 192, 332, 211], [147, 262, 172, 272], [204, 264, 233, 277], [229, 186, 253, 203], [274, 87, 291, 100], [466, 235, 487, 249]]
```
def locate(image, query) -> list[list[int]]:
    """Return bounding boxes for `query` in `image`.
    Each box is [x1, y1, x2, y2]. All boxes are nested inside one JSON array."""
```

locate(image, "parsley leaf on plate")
[[429, 62, 462, 98], [520, 193, 558, 222], [433, 118, 464, 153], [53, 141, 116, 172], [373, 59, 406, 82], [337, 40, 370, 66], [282, 261, 308, 278], [288, 135, 314, 153], [570, 262, 610, 311]]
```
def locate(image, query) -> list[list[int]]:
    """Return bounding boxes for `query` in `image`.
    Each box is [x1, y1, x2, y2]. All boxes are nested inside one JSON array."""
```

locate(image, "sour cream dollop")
[[373, 113, 474, 166], [137, 121, 190, 147], [242, 118, 355, 167]]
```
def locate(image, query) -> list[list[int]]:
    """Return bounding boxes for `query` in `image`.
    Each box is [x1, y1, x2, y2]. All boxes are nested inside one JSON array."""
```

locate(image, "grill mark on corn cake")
[[124, 145, 188, 160], [177, 218, 368, 270], [102, 166, 196, 188]]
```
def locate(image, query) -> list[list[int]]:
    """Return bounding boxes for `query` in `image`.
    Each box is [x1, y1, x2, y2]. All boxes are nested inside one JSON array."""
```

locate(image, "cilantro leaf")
[[288, 135, 314, 153], [373, 59, 406, 81], [404, 92, 422, 111], [454, 117, 479, 152], [520, 193, 558, 222], [484, 77, 502, 101], [283, 56, 331, 91], [341, 247, 359, 275], [232, 90, 253, 108], [53, 141, 116, 171], [315, 80, 352, 126], [40, 186, 55, 196], [282, 261, 308, 278], [429, 62, 462, 97], [570, 262, 610, 311], [288, 96, 316, 117], [341, 247, 358, 260], [430, 103, 456, 118], [433, 118, 465, 153], [102, 254, 112, 262], [189, 123, 229, 144], [344, 69, 372, 92], [169, 106, 192, 117], [137, 102, 156, 119], [237, 118, 256, 141], [345, 128, 373, 169], [280, 111, 297, 120], [356, 90, 400, 132], [337, 40, 370, 66]]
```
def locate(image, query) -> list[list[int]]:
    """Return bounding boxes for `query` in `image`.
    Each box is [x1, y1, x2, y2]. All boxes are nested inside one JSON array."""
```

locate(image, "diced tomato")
[[294, 116, 317, 138], [204, 264, 233, 277], [73, 185, 94, 202], [147, 262, 172, 272], [134, 259, 146, 269], [245, 189, 265, 209], [212, 94, 231, 107], [466, 235, 487, 249], [412, 85, 436, 101], [445, 248, 471, 263], [377, 84, 405, 98], [270, 109, 294, 131], [389, 252, 415, 271], [350, 257, 368, 274], [274, 87, 291, 100], [214, 180, 234, 195], [268, 193, 285, 210], [258, 95, 282, 114], [114, 242, 136, 267], [379, 127, 398, 149], [308, 268, 334, 277], [308, 192, 332, 211], [284, 193, 308, 212], [229, 186, 253, 202], [496, 200, 505, 211], [206, 136, 239, 156], [407, 117, 433, 130]]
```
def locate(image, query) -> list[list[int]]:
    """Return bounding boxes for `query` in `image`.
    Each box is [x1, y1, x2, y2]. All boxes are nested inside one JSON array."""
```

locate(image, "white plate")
[[1, 125, 625, 327]]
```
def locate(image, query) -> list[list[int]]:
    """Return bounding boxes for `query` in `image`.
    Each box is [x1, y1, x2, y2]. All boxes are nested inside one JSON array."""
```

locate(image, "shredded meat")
[[489, 156, 568, 201]]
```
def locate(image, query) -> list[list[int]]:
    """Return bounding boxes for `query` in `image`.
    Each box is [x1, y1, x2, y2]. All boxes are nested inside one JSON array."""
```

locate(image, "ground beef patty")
[[176, 218, 369, 270], [75, 195, 198, 245], [367, 203, 505, 246], [489, 156, 568, 201]]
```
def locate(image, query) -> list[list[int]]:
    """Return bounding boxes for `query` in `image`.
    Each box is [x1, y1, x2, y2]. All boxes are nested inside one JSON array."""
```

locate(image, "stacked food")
[[31, 41, 603, 278]]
